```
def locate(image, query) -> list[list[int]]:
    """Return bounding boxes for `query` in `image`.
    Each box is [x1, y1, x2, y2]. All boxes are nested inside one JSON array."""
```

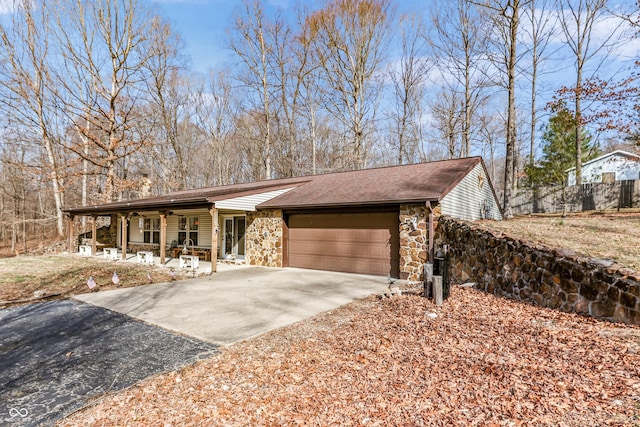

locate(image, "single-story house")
[[64, 157, 502, 282], [567, 150, 640, 186]]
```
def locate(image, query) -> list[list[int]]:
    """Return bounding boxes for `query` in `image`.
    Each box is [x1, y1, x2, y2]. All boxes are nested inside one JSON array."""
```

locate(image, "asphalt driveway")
[[75, 265, 389, 345], [0, 265, 386, 426], [0, 300, 217, 427]]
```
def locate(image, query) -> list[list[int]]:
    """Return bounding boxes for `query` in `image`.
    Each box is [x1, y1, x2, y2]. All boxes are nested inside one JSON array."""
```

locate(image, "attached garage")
[[287, 211, 400, 277]]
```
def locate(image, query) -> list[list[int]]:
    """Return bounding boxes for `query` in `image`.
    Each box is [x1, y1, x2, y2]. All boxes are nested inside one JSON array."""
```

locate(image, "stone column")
[[399, 204, 428, 282], [245, 209, 283, 267]]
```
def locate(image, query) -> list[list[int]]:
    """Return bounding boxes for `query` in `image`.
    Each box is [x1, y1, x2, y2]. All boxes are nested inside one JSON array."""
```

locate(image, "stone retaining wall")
[[436, 216, 640, 324], [246, 209, 284, 267]]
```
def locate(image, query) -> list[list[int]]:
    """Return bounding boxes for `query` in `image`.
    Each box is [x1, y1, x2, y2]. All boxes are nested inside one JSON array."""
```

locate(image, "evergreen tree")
[[526, 105, 599, 186]]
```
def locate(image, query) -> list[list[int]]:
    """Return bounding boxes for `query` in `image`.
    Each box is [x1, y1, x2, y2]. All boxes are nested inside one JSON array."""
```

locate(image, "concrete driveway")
[[75, 265, 389, 345]]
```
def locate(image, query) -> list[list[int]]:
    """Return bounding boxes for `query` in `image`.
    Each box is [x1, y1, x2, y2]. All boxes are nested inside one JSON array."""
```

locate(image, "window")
[[602, 172, 615, 183], [143, 218, 160, 244], [178, 216, 199, 246]]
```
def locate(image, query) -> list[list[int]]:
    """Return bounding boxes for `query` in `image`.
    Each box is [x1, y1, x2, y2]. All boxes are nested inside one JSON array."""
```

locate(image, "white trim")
[[565, 150, 640, 172]]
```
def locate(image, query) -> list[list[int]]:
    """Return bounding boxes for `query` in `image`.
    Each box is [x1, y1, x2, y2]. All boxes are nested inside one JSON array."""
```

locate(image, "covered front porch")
[[64, 182, 296, 273], [71, 207, 249, 273]]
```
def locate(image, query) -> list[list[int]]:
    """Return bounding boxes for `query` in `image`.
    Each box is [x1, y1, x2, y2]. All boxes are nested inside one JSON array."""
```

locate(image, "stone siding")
[[246, 209, 284, 267], [399, 204, 428, 282], [77, 216, 118, 247], [437, 216, 640, 324]]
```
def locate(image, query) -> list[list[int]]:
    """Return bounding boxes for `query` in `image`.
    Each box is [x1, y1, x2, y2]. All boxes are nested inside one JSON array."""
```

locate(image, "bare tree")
[[556, 0, 623, 185], [144, 70, 198, 192], [0, 0, 67, 236], [430, 0, 491, 158], [55, 0, 174, 202], [228, 0, 276, 180], [475, 0, 530, 218], [142, 26, 192, 192], [270, 8, 319, 178], [298, 18, 326, 175], [429, 89, 464, 159], [305, 0, 392, 169], [522, 0, 558, 167], [477, 107, 505, 184], [194, 70, 241, 186], [388, 14, 431, 165]]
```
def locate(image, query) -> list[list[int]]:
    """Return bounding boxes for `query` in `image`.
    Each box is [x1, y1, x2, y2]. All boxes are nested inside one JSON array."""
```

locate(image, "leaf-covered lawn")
[[479, 213, 640, 270], [60, 287, 640, 426], [0, 255, 178, 304]]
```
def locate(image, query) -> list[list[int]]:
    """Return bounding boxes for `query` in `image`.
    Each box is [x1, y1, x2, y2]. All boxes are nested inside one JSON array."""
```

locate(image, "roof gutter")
[[63, 198, 212, 216], [258, 197, 440, 211]]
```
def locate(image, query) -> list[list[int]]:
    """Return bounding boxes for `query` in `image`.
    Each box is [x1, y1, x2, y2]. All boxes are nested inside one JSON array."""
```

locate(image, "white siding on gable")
[[441, 163, 502, 221], [214, 188, 295, 211]]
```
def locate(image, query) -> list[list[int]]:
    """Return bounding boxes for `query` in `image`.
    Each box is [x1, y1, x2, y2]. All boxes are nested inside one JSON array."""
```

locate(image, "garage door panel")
[[288, 212, 399, 277]]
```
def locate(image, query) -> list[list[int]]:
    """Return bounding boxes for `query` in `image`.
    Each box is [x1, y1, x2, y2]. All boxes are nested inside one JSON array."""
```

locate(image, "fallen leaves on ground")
[[59, 287, 640, 426], [0, 255, 179, 305]]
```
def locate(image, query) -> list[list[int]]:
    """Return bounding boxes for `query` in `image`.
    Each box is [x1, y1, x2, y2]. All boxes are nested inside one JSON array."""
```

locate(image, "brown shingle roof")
[[64, 157, 482, 215], [64, 177, 311, 215], [259, 157, 481, 209]]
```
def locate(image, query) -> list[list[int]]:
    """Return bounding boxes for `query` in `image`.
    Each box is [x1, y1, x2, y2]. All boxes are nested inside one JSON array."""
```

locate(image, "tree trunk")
[[464, 48, 471, 158], [42, 135, 65, 237], [503, 0, 519, 219], [575, 56, 583, 186], [530, 39, 537, 167]]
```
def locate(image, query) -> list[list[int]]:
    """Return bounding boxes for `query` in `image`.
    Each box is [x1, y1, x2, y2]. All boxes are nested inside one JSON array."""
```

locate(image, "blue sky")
[[151, 0, 242, 73], [151, 0, 638, 85], [151, 0, 423, 74], [151, 0, 319, 73]]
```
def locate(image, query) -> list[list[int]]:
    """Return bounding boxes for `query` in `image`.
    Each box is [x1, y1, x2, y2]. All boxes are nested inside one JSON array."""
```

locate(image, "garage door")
[[288, 212, 399, 277]]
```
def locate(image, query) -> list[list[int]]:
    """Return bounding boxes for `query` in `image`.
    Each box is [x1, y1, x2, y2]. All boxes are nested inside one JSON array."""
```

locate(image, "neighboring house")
[[65, 157, 502, 282], [566, 150, 640, 186]]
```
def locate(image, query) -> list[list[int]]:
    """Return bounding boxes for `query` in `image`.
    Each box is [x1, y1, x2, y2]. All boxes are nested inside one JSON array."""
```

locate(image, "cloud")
[[0, 0, 19, 14]]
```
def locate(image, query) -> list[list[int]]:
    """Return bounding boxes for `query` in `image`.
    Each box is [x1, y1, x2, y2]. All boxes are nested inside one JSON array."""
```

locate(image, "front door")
[[223, 216, 246, 258]]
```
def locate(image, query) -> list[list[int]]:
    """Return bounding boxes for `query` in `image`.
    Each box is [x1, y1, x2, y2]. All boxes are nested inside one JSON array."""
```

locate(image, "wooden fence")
[[512, 180, 640, 215]]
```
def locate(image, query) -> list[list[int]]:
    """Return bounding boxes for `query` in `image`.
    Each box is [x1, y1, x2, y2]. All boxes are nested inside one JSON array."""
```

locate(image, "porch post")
[[67, 215, 75, 253], [159, 212, 167, 265], [209, 206, 218, 273], [91, 216, 97, 256], [120, 214, 129, 261]]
